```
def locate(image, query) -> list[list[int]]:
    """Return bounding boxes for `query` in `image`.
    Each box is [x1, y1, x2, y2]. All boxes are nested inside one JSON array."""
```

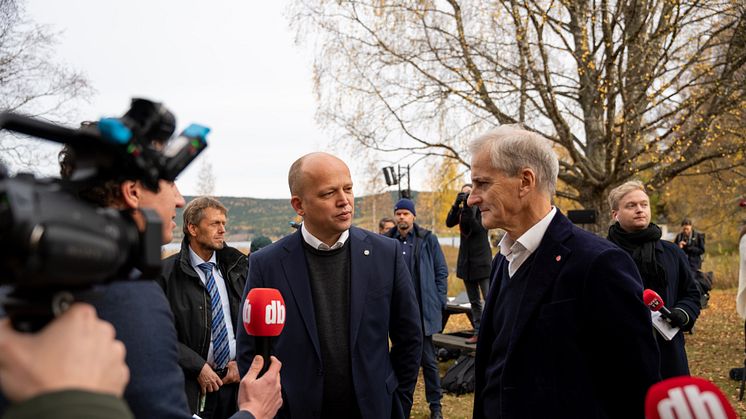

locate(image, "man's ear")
[[290, 196, 304, 217], [119, 180, 141, 209], [186, 222, 198, 238], [518, 168, 536, 197]]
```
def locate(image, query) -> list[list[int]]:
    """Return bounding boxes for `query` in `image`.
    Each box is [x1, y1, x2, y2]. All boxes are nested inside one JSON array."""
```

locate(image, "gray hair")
[[607, 180, 646, 211], [469, 125, 559, 196]]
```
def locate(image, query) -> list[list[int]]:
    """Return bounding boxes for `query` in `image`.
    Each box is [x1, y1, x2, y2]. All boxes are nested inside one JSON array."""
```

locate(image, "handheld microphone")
[[243, 288, 285, 376], [643, 289, 673, 320], [645, 376, 737, 419]]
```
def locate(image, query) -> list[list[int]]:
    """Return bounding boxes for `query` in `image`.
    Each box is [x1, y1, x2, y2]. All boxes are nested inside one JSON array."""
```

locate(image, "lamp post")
[[381, 164, 410, 200]]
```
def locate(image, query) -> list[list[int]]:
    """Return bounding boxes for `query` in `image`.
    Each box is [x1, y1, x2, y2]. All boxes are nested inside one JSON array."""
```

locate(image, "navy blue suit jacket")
[[93, 281, 255, 419], [473, 212, 661, 419], [236, 227, 423, 419]]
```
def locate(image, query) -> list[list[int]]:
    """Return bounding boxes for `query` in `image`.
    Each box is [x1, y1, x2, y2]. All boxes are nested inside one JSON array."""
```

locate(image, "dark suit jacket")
[[652, 240, 701, 378], [93, 281, 191, 419], [473, 211, 661, 419], [236, 227, 423, 419]]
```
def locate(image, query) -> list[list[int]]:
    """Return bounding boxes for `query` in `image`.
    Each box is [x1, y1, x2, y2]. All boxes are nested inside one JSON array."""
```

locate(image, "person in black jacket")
[[607, 181, 701, 379], [445, 184, 492, 344], [674, 219, 706, 271], [158, 196, 249, 419]]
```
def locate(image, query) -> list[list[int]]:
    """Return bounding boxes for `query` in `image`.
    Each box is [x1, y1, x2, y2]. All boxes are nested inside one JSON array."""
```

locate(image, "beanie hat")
[[394, 198, 416, 216], [250, 236, 272, 253]]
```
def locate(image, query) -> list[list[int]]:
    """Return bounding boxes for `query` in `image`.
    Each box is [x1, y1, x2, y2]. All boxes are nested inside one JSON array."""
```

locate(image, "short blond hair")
[[607, 180, 646, 210]]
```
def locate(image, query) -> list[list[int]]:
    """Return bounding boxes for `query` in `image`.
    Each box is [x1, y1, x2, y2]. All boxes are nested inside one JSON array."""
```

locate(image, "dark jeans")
[[421, 335, 442, 412], [464, 277, 490, 334]]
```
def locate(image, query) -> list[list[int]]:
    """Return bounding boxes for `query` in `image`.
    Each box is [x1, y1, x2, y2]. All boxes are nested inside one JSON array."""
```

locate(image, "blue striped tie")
[[197, 262, 230, 369]]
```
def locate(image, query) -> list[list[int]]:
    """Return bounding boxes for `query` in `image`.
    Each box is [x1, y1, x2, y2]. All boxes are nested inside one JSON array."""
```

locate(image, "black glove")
[[455, 192, 468, 205], [666, 307, 689, 328]]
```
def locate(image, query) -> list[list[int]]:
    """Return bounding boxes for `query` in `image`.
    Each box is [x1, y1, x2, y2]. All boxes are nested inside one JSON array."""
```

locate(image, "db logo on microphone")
[[243, 288, 286, 337], [646, 376, 737, 419]]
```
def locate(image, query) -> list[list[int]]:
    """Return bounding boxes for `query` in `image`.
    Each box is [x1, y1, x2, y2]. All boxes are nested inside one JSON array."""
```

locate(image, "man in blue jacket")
[[384, 198, 448, 419]]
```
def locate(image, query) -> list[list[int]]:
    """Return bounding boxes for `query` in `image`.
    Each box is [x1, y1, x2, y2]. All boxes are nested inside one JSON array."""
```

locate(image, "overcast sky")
[[24, 0, 374, 199]]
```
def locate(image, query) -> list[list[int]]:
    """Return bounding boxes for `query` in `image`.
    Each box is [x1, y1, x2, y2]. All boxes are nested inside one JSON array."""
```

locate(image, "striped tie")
[[197, 262, 230, 369]]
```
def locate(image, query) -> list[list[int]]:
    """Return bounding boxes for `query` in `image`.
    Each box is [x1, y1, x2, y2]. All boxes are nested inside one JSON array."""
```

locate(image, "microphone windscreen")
[[645, 376, 737, 419], [643, 289, 666, 312], [243, 288, 286, 337]]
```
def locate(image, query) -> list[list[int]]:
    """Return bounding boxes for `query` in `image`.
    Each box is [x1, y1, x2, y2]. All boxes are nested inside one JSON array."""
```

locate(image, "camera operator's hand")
[[0, 303, 129, 402], [198, 363, 223, 393], [455, 192, 469, 205], [238, 355, 282, 419]]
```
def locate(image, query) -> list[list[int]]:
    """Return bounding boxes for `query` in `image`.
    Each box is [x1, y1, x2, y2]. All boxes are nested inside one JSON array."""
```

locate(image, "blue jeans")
[[421, 335, 442, 412]]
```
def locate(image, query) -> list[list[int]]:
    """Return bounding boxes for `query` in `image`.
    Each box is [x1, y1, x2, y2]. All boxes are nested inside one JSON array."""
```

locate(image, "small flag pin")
[[364, 250, 370, 256], [555, 255, 561, 262]]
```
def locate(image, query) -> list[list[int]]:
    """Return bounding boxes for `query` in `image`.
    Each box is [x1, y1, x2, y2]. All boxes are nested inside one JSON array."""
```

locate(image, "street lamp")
[[381, 165, 410, 199]]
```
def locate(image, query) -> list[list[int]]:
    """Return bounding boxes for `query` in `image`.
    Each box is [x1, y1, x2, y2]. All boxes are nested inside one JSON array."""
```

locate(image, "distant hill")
[[174, 191, 433, 242]]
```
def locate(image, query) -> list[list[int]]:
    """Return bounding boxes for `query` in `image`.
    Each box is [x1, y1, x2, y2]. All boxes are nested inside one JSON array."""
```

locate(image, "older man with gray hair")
[[468, 125, 660, 419]]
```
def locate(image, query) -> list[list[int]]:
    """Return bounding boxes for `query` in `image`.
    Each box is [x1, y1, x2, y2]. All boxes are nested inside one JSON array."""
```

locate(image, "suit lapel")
[[506, 212, 573, 355], [280, 230, 321, 361], [348, 227, 372, 350]]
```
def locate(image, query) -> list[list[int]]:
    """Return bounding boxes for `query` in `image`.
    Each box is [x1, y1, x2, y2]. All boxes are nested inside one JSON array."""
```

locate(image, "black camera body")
[[0, 99, 208, 331]]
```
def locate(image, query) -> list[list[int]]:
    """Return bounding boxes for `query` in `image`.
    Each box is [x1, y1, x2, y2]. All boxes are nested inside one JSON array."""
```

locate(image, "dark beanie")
[[250, 236, 272, 253], [394, 198, 416, 216]]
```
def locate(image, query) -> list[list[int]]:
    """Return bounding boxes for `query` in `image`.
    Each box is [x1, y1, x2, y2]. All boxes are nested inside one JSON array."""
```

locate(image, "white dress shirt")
[[189, 248, 236, 367], [498, 207, 557, 277], [301, 223, 349, 251]]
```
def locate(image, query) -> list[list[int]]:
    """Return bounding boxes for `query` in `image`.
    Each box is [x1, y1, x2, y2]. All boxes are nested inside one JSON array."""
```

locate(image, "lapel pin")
[[363, 250, 370, 256], [555, 255, 561, 262]]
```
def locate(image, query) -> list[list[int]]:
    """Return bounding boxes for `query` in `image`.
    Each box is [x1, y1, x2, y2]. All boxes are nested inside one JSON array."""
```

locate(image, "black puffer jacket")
[[157, 239, 248, 413]]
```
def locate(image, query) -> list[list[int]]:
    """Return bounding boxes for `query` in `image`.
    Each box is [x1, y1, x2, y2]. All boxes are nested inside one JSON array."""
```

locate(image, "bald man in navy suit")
[[236, 152, 422, 419]]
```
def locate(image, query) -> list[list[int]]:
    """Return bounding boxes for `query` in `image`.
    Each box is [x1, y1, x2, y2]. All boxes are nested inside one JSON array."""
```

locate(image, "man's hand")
[[223, 360, 240, 385], [678, 240, 686, 248], [198, 363, 223, 393], [0, 303, 129, 402], [238, 355, 282, 419], [666, 308, 689, 328]]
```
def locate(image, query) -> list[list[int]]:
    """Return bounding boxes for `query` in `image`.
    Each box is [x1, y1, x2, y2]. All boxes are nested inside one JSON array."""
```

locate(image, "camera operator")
[[0, 303, 133, 419], [57, 137, 282, 419], [445, 184, 492, 344]]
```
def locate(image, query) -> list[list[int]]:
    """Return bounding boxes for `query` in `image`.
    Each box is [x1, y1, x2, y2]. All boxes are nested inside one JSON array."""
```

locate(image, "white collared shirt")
[[301, 223, 349, 251], [188, 248, 236, 367], [499, 207, 557, 277]]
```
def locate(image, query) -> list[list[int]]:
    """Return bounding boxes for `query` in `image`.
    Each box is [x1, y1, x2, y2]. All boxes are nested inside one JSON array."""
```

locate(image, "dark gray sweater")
[[303, 240, 361, 418]]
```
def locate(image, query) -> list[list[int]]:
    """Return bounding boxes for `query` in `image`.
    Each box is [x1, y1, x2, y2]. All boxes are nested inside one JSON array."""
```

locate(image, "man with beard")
[[384, 198, 448, 419], [607, 181, 701, 378], [158, 197, 248, 418]]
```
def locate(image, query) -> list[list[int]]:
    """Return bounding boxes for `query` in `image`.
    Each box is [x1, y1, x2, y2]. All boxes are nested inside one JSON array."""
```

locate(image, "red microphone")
[[645, 376, 737, 419], [643, 289, 674, 320], [243, 288, 285, 376]]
